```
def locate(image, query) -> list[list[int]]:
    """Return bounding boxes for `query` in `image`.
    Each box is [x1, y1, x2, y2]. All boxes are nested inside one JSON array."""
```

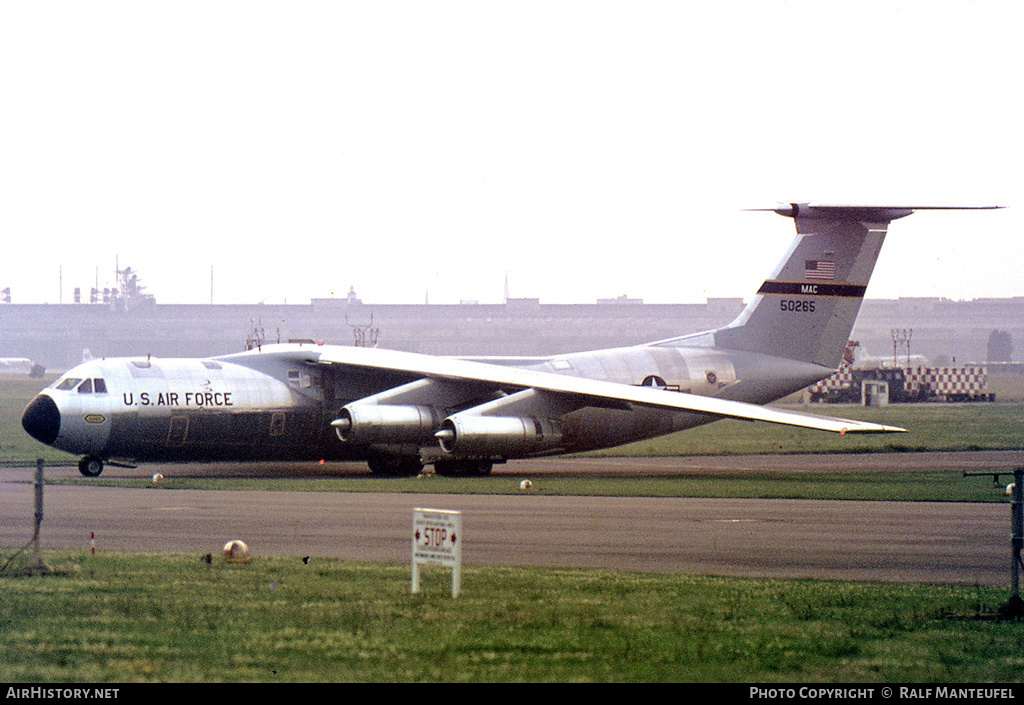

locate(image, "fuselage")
[[23, 350, 342, 464], [21, 342, 830, 470]]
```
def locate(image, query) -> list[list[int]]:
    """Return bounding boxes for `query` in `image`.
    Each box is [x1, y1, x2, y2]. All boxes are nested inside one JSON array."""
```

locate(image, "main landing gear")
[[366, 455, 423, 477], [78, 456, 104, 477]]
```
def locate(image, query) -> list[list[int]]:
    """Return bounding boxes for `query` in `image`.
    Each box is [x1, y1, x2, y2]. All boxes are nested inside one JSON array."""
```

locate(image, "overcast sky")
[[2, 1, 1021, 306]]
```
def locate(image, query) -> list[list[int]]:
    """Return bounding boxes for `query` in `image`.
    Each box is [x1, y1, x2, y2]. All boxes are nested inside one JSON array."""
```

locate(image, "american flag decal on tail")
[[805, 260, 835, 281]]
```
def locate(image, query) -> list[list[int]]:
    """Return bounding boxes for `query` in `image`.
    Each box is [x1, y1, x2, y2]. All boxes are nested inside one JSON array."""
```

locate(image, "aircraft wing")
[[294, 344, 905, 435]]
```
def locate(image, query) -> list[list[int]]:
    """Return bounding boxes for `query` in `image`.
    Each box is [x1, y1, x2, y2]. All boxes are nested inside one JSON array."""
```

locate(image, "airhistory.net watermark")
[[6, 688, 119, 700]]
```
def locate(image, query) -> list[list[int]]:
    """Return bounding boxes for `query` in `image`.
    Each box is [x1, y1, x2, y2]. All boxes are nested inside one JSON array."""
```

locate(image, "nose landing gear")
[[78, 456, 104, 477]]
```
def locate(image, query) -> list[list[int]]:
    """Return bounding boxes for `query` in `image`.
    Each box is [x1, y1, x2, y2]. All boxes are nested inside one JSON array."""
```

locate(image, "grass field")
[[594, 402, 1024, 457], [1, 552, 1021, 683], [3, 376, 1024, 683]]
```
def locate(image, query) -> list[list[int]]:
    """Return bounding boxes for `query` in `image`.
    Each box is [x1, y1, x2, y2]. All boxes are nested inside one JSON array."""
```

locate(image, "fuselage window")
[[287, 370, 310, 388], [94, 378, 107, 393], [78, 379, 93, 394], [55, 377, 82, 391]]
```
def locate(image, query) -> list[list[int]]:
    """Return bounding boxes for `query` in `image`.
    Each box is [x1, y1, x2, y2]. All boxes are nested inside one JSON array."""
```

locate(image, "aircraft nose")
[[22, 394, 61, 445]]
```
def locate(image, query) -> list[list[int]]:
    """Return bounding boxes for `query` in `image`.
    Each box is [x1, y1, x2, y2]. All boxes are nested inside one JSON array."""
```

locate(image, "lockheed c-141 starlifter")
[[22, 204, 999, 477]]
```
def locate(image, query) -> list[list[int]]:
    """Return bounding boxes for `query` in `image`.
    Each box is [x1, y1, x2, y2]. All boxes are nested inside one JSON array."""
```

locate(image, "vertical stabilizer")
[[711, 204, 997, 369]]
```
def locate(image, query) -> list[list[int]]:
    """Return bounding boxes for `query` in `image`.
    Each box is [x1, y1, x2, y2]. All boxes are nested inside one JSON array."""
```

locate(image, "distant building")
[[1, 296, 1022, 373]]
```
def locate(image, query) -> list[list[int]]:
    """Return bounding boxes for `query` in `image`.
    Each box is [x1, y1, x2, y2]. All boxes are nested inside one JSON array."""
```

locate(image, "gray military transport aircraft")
[[22, 204, 998, 477]]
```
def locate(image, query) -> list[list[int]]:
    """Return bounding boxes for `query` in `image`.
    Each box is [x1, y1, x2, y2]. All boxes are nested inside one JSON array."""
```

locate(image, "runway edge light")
[[222, 540, 251, 564]]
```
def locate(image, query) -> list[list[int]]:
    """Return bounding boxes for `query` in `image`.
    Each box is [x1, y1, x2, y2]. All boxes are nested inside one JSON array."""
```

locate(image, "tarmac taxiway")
[[1, 451, 1020, 586]]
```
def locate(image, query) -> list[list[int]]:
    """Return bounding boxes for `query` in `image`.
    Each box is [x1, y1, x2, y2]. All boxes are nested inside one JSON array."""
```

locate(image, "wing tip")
[[840, 423, 908, 435]]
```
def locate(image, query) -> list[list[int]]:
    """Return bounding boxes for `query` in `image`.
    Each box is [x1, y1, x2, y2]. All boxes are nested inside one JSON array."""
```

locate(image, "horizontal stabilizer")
[[747, 203, 1002, 222]]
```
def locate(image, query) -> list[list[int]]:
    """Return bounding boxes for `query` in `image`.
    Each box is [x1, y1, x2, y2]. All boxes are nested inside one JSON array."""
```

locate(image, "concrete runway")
[[1, 451, 1020, 586]]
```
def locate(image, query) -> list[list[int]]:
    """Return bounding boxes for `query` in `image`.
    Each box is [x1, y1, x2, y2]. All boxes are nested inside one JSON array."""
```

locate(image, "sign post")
[[27, 458, 51, 574], [964, 468, 1024, 618], [1008, 469, 1023, 616], [411, 508, 462, 598]]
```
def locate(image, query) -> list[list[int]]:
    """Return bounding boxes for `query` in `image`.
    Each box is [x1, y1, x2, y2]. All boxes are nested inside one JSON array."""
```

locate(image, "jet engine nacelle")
[[436, 414, 563, 457], [333, 404, 438, 444]]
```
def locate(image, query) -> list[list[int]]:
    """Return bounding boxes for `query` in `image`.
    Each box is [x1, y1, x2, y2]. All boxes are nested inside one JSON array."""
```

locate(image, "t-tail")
[[710, 203, 1000, 369]]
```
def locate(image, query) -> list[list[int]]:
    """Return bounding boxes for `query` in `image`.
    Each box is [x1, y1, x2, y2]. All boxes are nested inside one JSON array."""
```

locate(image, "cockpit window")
[[59, 378, 106, 393]]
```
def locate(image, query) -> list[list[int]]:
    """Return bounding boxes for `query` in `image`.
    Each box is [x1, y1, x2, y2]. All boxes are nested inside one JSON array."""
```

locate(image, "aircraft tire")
[[366, 455, 421, 477], [79, 456, 104, 477]]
